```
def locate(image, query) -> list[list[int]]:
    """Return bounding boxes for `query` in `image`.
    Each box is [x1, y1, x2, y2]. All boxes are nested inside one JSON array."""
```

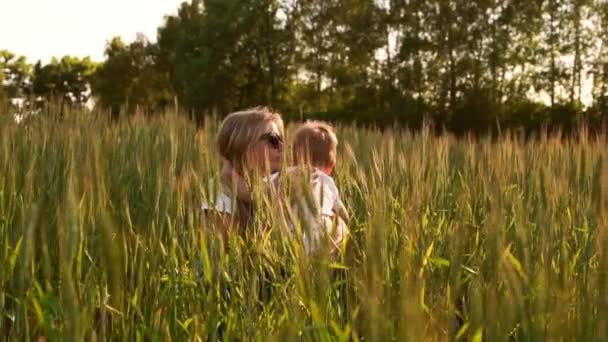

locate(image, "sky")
[[0, 0, 184, 64]]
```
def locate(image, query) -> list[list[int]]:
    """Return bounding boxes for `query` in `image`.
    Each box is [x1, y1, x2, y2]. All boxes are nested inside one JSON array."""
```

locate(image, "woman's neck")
[[221, 162, 251, 202]]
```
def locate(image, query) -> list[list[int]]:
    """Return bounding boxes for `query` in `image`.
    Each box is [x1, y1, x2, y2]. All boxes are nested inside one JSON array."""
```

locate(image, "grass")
[[0, 109, 606, 340]]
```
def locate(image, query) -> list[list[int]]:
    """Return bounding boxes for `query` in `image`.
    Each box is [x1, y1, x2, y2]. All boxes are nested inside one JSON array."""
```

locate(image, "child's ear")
[[324, 160, 335, 175]]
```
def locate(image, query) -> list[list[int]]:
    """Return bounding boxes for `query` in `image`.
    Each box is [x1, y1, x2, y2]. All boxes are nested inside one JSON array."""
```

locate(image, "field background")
[[0, 111, 607, 341]]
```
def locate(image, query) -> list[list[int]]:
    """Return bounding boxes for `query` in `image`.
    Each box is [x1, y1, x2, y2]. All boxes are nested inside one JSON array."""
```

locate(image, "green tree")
[[157, 0, 296, 120], [565, 0, 593, 104], [290, 0, 384, 120], [381, 0, 450, 127], [86, 0, 608, 131], [591, 0, 608, 104], [32, 56, 96, 112], [91, 35, 173, 117], [0, 50, 32, 101], [587, 0, 608, 127], [331, 0, 385, 116], [533, 0, 569, 106]]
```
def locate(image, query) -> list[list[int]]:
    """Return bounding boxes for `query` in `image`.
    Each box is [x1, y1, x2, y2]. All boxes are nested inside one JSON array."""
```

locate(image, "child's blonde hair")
[[292, 120, 338, 167]]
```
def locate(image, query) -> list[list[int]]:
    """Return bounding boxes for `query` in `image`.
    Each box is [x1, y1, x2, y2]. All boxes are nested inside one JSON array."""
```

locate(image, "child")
[[284, 120, 349, 254]]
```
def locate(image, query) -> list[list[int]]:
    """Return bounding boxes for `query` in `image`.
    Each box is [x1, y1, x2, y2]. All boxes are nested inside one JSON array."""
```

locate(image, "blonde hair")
[[216, 107, 284, 168], [293, 120, 338, 167]]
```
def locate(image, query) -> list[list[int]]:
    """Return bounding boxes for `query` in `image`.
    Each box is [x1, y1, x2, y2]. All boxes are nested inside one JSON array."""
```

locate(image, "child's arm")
[[334, 204, 349, 222], [327, 216, 348, 255]]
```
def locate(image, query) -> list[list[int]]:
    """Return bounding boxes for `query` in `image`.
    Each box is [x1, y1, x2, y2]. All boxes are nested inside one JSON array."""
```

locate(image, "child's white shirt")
[[201, 169, 349, 253], [276, 167, 349, 253]]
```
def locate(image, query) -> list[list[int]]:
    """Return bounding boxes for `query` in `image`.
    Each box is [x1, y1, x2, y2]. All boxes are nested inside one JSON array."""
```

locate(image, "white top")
[[201, 191, 233, 214], [280, 167, 346, 215], [201, 169, 350, 253], [279, 167, 349, 253], [201, 178, 233, 214], [201, 175, 277, 215]]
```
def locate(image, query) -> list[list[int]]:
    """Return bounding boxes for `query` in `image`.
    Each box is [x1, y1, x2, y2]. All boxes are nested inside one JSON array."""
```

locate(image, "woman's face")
[[246, 121, 284, 174]]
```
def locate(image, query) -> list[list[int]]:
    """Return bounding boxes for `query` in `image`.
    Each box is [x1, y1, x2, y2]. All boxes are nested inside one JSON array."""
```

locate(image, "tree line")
[[2, 0, 608, 135]]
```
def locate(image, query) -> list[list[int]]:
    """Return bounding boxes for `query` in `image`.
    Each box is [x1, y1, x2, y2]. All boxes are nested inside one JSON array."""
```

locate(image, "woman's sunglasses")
[[259, 131, 283, 150]]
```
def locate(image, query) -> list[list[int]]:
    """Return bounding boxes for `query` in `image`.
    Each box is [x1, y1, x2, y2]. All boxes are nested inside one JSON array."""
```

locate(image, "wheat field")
[[0, 110, 606, 340]]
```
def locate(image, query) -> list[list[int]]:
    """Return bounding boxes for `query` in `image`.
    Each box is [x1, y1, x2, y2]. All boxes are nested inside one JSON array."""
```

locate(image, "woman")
[[202, 107, 285, 235]]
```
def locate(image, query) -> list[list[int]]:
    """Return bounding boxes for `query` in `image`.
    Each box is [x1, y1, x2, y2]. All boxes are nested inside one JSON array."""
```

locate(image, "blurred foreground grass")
[[0, 110, 606, 340]]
